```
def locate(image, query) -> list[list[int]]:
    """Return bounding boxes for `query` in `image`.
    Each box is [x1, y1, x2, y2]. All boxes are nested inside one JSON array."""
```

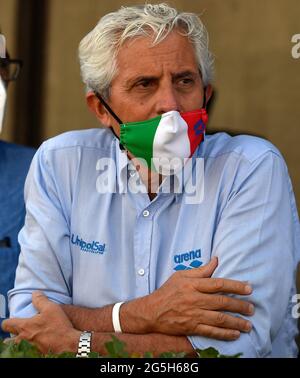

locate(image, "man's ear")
[[205, 85, 213, 105], [86, 92, 111, 127]]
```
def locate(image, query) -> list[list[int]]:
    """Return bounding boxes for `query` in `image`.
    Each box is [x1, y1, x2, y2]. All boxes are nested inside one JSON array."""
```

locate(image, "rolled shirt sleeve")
[[188, 150, 300, 357]]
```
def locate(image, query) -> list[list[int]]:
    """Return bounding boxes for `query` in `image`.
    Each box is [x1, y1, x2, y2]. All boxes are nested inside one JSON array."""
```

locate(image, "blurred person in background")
[[0, 33, 35, 340], [2, 4, 300, 357]]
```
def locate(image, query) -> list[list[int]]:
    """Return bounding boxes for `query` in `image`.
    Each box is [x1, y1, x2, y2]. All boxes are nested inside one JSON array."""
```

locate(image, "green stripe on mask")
[[120, 115, 161, 170]]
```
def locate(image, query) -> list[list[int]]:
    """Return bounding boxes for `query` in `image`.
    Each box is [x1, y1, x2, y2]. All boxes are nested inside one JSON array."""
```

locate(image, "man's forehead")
[[0, 35, 6, 58], [117, 32, 198, 75]]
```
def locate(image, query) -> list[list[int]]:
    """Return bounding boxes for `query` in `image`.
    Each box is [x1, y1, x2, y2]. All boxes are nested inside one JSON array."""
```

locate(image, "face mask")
[[96, 93, 208, 174], [120, 109, 207, 174], [0, 78, 7, 134]]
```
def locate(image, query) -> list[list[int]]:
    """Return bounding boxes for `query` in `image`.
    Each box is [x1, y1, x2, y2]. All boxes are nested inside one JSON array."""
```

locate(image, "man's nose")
[[155, 85, 180, 115]]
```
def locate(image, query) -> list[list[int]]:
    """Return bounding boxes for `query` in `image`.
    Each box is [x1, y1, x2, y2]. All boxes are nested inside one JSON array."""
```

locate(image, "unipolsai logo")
[[71, 234, 106, 255]]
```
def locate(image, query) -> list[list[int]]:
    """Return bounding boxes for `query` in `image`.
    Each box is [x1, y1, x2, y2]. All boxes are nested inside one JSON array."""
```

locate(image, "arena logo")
[[291, 34, 300, 59], [173, 249, 203, 271]]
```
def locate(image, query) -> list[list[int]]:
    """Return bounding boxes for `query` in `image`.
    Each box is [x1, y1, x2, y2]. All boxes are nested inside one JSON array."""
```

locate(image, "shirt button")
[[138, 269, 145, 276], [143, 210, 150, 217]]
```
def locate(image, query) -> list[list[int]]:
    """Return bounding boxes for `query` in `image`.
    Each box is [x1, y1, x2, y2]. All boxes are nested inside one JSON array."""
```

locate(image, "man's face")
[[102, 31, 207, 136]]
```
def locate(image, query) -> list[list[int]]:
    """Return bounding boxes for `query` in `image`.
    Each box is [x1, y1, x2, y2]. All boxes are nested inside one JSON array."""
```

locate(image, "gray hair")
[[79, 3, 214, 99]]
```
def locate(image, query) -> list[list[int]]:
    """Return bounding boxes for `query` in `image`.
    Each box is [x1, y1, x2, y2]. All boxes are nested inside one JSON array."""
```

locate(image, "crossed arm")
[[2, 258, 254, 356], [4, 149, 296, 357]]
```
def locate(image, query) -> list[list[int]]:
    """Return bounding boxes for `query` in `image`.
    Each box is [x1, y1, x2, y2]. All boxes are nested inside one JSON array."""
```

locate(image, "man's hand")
[[122, 257, 254, 340], [1, 292, 80, 355]]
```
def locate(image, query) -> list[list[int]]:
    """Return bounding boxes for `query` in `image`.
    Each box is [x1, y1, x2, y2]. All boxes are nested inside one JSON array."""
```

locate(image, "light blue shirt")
[[8, 128, 300, 357]]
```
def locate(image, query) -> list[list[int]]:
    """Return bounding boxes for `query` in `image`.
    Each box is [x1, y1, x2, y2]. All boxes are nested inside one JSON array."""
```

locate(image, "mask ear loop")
[[202, 88, 207, 140], [203, 88, 207, 110], [95, 92, 125, 150]]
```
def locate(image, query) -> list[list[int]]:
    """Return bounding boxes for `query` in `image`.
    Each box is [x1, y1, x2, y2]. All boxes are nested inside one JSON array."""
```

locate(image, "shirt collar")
[[115, 136, 206, 198]]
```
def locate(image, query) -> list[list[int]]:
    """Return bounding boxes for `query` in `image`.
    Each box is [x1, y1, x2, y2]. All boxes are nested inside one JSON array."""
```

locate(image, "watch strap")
[[76, 331, 92, 358]]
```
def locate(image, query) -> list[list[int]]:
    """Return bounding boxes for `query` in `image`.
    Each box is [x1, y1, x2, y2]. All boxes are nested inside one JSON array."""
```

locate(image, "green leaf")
[[196, 347, 242, 358], [143, 351, 154, 358], [159, 351, 187, 358], [196, 347, 220, 358], [87, 351, 101, 358], [219, 352, 243, 358], [45, 352, 77, 359], [104, 335, 129, 358], [0, 339, 41, 358], [0, 339, 6, 354]]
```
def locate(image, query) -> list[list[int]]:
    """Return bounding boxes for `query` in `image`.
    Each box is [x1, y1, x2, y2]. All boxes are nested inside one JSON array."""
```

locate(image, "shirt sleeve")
[[188, 150, 300, 357], [8, 145, 73, 318]]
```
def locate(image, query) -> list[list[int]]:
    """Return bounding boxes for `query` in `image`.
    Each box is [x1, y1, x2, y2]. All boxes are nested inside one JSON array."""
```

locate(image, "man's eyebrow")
[[171, 70, 198, 80], [125, 71, 199, 88], [125, 75, 158, 87]]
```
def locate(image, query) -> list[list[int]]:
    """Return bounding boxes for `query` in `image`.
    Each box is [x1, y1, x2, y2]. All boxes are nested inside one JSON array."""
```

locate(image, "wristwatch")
[[76, 331, 93, 358]]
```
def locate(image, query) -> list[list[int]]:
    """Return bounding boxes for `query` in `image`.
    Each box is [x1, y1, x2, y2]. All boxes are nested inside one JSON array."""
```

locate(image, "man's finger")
[[32, 291, 50, 312], [197, 278, 253, 295], [1, 318, 20, 334], [197, 309, 252, 333], [199, 293, 255, 316], [188, 257, 218, 278], [194, 323, 241, 341]]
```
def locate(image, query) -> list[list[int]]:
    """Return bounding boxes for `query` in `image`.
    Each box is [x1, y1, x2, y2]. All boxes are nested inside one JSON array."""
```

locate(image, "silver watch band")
[[76, 331, 92, 358]]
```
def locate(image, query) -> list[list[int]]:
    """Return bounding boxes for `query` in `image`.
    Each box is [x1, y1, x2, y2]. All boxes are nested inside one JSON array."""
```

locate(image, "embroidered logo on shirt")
[[71, 234, 106, 255], [173, 249, 202, 271]]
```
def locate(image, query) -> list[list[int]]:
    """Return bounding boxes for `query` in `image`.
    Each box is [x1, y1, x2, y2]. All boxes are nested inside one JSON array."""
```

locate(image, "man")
[[0, 33, 35, 340], [2, 4, 300, 357]]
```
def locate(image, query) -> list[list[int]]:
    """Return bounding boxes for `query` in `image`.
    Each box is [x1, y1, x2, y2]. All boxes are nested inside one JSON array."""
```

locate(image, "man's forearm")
[[61, 263, 254, 339], [61, 296, 150, 333], [90, 333, 197, 357], [61, 303, 114, 332], [62, 299, 197, 357]]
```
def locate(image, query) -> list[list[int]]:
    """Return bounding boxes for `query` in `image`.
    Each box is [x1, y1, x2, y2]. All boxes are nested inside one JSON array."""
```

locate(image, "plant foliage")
[[0, 336, 242, 358]]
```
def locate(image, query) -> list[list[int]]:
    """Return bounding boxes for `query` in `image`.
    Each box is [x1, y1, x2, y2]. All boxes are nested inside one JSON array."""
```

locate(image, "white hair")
[[79, 3, 214, 99]]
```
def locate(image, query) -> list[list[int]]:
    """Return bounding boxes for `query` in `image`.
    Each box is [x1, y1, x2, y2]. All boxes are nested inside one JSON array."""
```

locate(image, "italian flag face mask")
[[96, 94, 208, 175]]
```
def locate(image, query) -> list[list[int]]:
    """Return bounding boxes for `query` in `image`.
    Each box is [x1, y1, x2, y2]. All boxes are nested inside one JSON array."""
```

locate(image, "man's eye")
[[137, 80, 153, 88], [179, 78, 194, 85]]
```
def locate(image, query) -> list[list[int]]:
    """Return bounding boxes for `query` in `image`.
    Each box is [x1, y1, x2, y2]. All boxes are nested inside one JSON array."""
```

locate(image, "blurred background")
[[0, 0, 300, 347]]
